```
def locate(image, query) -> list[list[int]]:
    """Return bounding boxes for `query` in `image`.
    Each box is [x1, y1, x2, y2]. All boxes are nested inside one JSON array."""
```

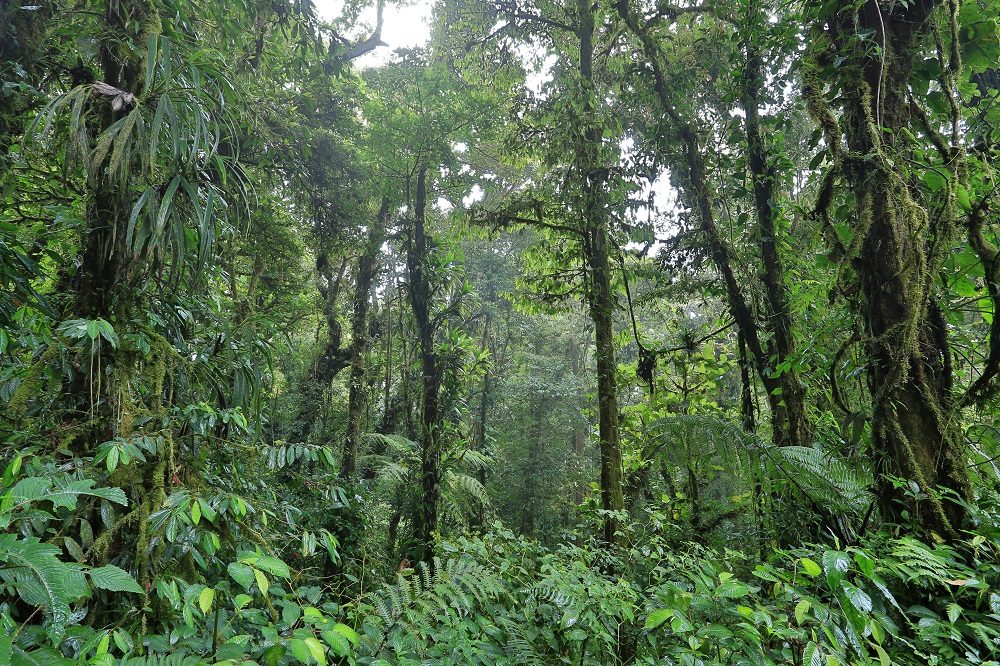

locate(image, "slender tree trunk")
[[407, 167, 442, 562], [740, 11, 809, 447], [577, 0, 625, 548], [342, 198, 390, 478], [568, 332, 590, 458], [472, 315, 491, 528], [737, 331, 756, 433], [617, 0, 806, 447]]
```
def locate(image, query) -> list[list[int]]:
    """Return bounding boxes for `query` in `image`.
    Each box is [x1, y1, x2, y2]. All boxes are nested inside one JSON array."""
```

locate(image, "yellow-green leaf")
[[333, 622, 358, 646], [289, 638, 311, 664], [957, 185, 972, 213], [199, 587, 215, 614], [304, 636, 327, 665], [800, 557, 822, 577], [795, 599, 811, 625], [254, 568, 269, 596], [645, 608, 673, 630]]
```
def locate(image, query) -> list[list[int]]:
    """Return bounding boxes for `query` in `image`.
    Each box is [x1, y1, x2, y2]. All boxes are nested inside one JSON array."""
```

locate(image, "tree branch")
[[492, 0, 577, 33], [339, 0, 387, 62]]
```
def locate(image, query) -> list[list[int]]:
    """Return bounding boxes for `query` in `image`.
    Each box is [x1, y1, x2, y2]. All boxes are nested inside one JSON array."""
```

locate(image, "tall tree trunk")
[[68, 0, 165, 608], [615, 0, 802, 447], [407, 167, 442, 562], [568, 332, 590, 457], [740, 7, 809, 447], [342, 198, 390, 478], [578, 0, 625, 547], [0, 0, 49, 174], [471, 314, 491, 528], [808, 0, 969, 534], [76, 0, 160, 322], [737, 331, 756, 433]]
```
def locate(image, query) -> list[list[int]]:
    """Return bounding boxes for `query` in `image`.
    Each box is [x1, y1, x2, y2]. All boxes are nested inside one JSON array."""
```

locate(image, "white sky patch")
[[463, 184, 485, 208], [314, 0, 434, 67], [519, 46, 557, 95]]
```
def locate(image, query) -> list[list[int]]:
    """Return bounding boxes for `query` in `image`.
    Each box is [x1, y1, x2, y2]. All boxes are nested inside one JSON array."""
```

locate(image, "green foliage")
[[2, 1, 1000, 665]]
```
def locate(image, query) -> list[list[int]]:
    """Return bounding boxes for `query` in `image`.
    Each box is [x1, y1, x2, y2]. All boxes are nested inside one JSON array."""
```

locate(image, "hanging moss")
[[6, 342, 59, 421], [804, 0, 972, 536]]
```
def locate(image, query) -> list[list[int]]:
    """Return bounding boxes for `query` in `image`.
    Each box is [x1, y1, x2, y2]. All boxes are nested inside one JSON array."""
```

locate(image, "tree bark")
[[616, 0, 805, 447], [811, 0, 969, 534], [471, 314, 492, 528], [407, 167, 442, 562], [740, 11, 810, 447], [342, 198, 390, 479], [578, 0, 625, 547]]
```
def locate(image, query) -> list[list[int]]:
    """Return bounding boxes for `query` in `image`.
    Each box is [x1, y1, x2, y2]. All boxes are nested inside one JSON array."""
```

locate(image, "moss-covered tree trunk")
[[809, 0, 969, 535], [577, 0, 625, 547], [75, 0, 159, 323], [407, 167, 442, 562], [616, 0, 807, 448], [740, 8, 810, 448], [342, 198, 389, 478], [67, 0, 168, 610], [471, 314, 491, 528]]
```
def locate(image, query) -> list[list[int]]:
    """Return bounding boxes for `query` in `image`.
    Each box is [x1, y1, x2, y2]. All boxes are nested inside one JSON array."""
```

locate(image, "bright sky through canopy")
[[313, 0, 434, 67]]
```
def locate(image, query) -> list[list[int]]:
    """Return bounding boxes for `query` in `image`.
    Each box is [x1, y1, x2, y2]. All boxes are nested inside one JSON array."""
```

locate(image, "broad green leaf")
[[645, 608, 673, 630], [288, 639, 311, 664], [800, 557, 822, 577], [228, 562, 254, 590], [304, 637, 327, 665], [803, 641, 822, 666], [242, 553, 290, 579], [254, 568, 269, 596], [199, 586, 215, 614], [89, 564, 143, 594], [842, 582, 872, 613], [715, 579, 751, 598], [795, 599, 811, 625], [822, 550, 849, 588], [332, 622, 358, 646], [322, 630, 350, 657], [957, 185, 972, 213]]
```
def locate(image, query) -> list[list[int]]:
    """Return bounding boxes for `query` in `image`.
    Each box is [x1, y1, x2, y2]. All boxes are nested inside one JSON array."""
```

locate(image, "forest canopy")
[[2, 0, 1000, 664]]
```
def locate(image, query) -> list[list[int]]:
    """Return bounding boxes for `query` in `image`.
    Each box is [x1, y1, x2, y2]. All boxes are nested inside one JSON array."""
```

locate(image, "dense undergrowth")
[[3, 440, 1000, 665]]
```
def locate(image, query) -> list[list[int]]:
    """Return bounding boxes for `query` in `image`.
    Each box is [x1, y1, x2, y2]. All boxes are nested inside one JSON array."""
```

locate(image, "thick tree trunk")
[[66, 0, 166, 611], [578, 0, 625, 547], [342, 198, 389, 478], [815, 0, 969, 534], [407, 167, 442, 562]]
